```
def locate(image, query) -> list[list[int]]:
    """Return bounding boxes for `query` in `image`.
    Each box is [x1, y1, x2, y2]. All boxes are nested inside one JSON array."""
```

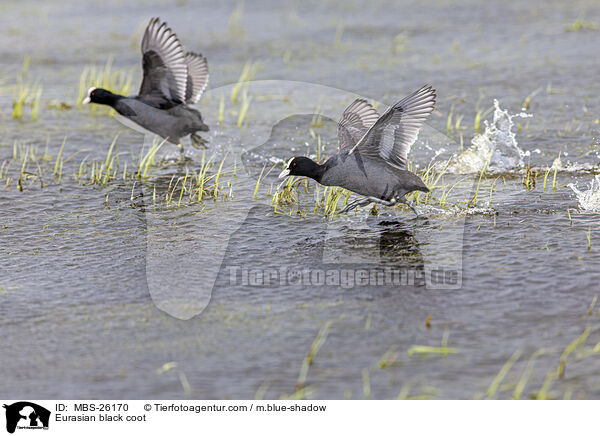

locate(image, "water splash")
[[417, 203, 497, 218], [569, 175, 600, 212], [447, 100, 531, 174]]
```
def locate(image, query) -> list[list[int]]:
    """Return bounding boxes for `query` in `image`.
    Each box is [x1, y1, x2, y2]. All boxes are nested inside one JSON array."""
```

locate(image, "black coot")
[[279, 85, 436, 215], [83, 17, 210, 153]]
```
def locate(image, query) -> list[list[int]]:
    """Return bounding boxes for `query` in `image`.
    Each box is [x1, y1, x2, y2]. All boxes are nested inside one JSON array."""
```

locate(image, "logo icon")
[[3, 402, 50, 434]]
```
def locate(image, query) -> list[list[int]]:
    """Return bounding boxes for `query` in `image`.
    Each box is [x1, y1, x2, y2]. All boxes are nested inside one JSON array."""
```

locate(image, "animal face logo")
[[3, 402, 50, 434]]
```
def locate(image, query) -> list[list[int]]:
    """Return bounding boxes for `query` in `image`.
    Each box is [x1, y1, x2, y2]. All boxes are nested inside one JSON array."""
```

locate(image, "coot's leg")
[[338, 197, 373, 214], [398, 198, 420, 216], [177, 143, 185, 161], [367, 197, 398, 207], [363, 197, 421, 216], [338, 196, 421, 215], [339, 196, 403, 214]]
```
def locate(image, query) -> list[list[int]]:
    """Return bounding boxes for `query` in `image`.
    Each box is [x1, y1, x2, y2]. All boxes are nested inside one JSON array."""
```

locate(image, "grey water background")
[[1, 0, 600, 399]]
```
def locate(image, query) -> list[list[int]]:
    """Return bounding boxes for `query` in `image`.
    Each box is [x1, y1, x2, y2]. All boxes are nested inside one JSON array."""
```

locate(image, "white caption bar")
[[0, 400, 595, 435]]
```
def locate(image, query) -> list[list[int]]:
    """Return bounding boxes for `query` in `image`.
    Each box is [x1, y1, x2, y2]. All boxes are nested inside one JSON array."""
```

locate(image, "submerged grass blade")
[[558, 328, 591, 379], [297, 321, 332, 391], [53, 137, 66, 176], [407, 345, 459, 357], [486, 350, 521, 399]]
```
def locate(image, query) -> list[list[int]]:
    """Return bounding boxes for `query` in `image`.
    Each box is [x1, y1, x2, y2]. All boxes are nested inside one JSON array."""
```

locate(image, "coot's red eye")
[[292, 163, 296, 167]]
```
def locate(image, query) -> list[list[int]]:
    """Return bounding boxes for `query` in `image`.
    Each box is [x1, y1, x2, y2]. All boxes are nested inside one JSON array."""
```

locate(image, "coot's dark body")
[[319, 151, 428, 201]]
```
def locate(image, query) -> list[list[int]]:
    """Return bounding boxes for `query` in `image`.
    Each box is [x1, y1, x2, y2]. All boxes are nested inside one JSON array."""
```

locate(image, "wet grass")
[[155, 361, 192, 397], [565, 17, 598, 32], [209, 61, 263, 129], [485, 350, 521, 399], [259, 171, 353, 218], [446, 103, 494, 143], [294, 320, 332, 397], [5, 93, 578, 220], [0, 136, 237, 209], [12, 79, 42, 121], [279, 298, 600, 399], [316, 185, 351, 217], [475, 298, 600, 400], [237, 295, 600, 400], [271, 176, 306, 214], [10, 59, 43, 121], [231, 61, 262, 104], [407, 332, 460, 357]]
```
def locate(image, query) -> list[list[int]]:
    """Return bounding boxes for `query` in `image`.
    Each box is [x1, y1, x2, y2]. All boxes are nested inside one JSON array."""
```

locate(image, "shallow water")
[[2, 0, 600, 399]]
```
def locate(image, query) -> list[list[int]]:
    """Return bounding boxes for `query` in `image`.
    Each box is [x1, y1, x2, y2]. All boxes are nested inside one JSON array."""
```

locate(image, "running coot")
[[82, 17, 210, 154], [279, 85, 436, 215]]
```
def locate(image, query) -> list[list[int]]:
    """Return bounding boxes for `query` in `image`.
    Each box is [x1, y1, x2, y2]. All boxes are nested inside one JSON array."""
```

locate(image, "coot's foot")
[[191, 134, 208, 149], [338, 196, 398, 214], [338, 197, 373, 214], [400, 200, 421, 217]]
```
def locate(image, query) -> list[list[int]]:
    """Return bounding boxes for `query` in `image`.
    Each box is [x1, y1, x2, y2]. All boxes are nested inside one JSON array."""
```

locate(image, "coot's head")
[[278, 156, 323, 180], [82, 87, 118, 106]]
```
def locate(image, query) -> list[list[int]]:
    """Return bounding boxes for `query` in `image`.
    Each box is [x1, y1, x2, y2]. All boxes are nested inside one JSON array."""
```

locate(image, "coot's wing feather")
[[184, 52, 209, 104], [349, 85, 436, 170], [138, 17, 188, 106], [337, 99, 379, 151]]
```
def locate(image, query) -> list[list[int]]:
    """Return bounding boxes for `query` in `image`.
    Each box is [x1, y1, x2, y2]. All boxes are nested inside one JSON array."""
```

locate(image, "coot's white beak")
[[278, 158, 294, 178], [82, 87, 96, 105]]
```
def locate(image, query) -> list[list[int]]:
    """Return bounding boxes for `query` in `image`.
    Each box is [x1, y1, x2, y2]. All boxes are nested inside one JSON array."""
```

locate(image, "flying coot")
[[82, 17, 210, 154], [279, 85, 436, 215]]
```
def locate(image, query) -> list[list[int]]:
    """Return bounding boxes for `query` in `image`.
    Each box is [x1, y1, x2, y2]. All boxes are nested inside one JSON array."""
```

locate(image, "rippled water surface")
[[2, 0, 600, 399]]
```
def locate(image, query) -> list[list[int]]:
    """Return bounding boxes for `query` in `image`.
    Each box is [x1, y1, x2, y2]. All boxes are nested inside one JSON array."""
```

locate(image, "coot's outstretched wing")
[[138, 17, 188, 107], [337, 99, 380, 151], [184, 52, 209, 104], [349, 85, 436, 170]]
